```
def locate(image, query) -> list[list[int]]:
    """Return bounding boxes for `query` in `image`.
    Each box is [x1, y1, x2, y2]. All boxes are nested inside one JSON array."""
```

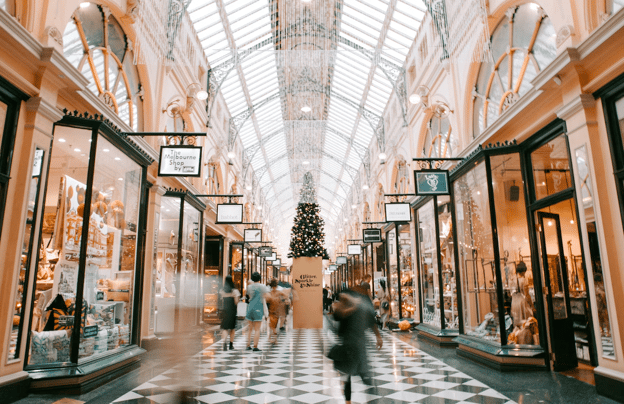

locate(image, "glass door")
[[536, 211, 577, 370]]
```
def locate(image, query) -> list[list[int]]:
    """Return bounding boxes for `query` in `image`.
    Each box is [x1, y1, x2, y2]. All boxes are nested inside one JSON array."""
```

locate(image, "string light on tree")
[[289, 172, 329, 259]]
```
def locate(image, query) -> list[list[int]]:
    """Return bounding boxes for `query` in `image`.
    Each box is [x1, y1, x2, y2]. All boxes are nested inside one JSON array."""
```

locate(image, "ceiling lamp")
[[227, 151, 236, 159], [362, 184, 369, 190], [409, 94, 421, 104], [80, 2, 90, 8], [246, 185, 252, 191], [351, 204, 357, 209], [302, 160, 310, 165], [378, 152, 387, 160], [196, 90, 208, 100], [301, 106, 311, 112]]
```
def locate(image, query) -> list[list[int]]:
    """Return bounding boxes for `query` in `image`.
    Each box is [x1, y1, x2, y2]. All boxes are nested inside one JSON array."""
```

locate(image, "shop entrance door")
[[536, 211, 578, 370]]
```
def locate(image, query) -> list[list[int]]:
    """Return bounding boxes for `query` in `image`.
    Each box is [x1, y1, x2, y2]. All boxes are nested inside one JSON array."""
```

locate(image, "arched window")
[[63, 3, 142, 130], [423, 114, 456, 158], [473, 3, 556, 137]]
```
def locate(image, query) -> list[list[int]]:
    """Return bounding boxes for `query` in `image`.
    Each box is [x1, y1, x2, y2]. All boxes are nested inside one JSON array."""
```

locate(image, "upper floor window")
[[63, 3, 142, 130], [614, 0, 624, 14], [423, 114, 457, 158], [473, 3, 556, 137]]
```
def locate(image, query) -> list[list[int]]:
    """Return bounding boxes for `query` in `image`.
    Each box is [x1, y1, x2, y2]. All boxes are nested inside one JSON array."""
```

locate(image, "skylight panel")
[[263, 135, 287, 161], [322, 156, 344, 177], [391, 9, 422, 32], [346, 151, 361, 169], [386, 28, 414, 49], [339, 29, 374, 49], [384, 36, 409, 59], [340, 17, 380, 45], [343, 4, 385, 29], [397, 0, 427, 15]]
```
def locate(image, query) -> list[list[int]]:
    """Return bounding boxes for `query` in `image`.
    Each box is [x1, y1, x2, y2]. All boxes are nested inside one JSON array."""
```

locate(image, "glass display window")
[[229, 243, 244, 295], [453, 160, 501, 343], [0, 77, 27, 239], [530, 135, 573, 201], [155, 192, 204, 334], [8, 148, 45, 360], [416, 195, 459, 335], [26, 115, 152, 369]]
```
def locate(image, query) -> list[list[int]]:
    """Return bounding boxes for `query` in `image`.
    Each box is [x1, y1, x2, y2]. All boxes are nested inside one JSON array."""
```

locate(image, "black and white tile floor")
[[112, 327, 516, 404]]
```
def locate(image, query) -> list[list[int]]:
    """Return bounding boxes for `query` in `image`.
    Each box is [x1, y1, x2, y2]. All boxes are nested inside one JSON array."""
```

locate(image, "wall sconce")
[[409, 85, 429, 107], [186, 83, 208, 110], [432, 102, 452, 118]]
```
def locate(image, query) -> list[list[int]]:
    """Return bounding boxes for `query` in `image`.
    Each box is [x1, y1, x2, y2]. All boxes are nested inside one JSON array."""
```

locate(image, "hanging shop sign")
[[329, 264, 337, 271], [348, 244, 362, 255], [32, 149, 44, 177], [336, 256, 347, 265], [258, 246, 272, 257], [216, 203, 243, 224], [363, 228, 382, 243], [414, 170, 450, 195], [244, 228, 262, 243], [272, 259, 281, 267], [266, 252, 277, 261], [385, 202, 412, 222], [158, 145, 202, 177]]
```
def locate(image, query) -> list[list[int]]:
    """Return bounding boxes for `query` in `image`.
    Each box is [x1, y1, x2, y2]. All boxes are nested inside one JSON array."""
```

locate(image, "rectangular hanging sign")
[[258, 246, 272, 257], [329, 264, 337, 271], [348, 244, 362, 255], [266, 252, 277, 261], [336, 256, 347, 265], [244, 228, 262, 243], [32, 149, 44, 177], [216, 203, 243, 224], [363, 228, 382, 243], [414, 170, 450, 195], [272, 259, 281, 267], [158, 145, 202, 177], [385, 202, 412, 222]]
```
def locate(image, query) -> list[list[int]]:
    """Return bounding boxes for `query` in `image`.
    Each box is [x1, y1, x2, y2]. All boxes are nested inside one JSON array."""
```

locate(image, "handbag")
[[327, 344, 356, 374]]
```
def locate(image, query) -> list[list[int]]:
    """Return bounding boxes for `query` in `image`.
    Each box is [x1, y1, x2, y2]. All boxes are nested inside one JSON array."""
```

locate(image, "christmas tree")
[[289, 172, 329, 258]]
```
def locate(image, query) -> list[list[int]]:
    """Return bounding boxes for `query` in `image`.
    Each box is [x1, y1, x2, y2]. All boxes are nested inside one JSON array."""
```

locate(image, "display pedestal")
[[292, 257, 323, 329]]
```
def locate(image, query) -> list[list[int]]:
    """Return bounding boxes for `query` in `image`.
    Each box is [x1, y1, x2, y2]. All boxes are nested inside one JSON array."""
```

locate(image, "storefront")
[[414, 195, 459, 344], [3, 76, 29, 362], [154, 191, 204, 334], [228, 242, 244, 295], [23, 114, 152, 388], [384, 223, 413, 320], [448, 121, 603, 372], [203, 235, 224, 323]]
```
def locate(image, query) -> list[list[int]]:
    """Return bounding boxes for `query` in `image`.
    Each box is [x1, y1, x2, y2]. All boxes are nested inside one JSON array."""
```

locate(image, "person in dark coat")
[[331, 289, 383, 404], [220, 275, 240, 351]]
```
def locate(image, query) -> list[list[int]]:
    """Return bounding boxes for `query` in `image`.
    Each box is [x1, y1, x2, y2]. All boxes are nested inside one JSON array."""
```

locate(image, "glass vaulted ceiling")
[[188, 0, 425, 227]]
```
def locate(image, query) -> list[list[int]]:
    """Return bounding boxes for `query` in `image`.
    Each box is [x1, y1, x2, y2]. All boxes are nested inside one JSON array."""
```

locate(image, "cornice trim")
[[26, 97, 63, 122], [556, 94, 596, 121], [578, 8, 624, 59], [0, 8, 42, 60]]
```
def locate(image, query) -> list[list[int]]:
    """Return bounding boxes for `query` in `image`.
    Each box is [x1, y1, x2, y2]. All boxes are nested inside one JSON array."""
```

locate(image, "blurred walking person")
[[265, 278, 289, 345], [220, 275, 239, 351], [377, 278, 391, 330], [329, 289, 383, 404], [246, 272, 269, 351]]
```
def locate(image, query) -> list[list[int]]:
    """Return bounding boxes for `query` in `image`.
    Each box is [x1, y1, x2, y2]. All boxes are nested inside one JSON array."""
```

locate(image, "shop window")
[[418, 200, 440, 327], [575, 145, 615, 359], [27, 116, 150, 368], [454, 161, 501, 342], [423, 115, 457, 158], [63, 3, 142, 130], [490, 153, 538, 345], [472, 3, 556, 137], [155, 195, 202, 334], [0, 79, 25, 237], [530, 134, 572, 200], [8, 148, 44, 360]]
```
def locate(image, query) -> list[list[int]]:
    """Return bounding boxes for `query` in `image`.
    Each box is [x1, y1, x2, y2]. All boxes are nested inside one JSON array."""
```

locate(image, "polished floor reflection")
[[14, 320, 617, 404], [113, 327, 515, 404]]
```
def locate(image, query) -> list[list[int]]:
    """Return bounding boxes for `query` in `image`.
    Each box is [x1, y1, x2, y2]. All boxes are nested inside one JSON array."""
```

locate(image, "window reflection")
[[531, 134, 572, 200]]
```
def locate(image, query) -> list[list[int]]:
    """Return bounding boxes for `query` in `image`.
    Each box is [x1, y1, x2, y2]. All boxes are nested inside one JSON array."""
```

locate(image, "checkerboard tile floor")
[[112, 328, 517, 404]]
